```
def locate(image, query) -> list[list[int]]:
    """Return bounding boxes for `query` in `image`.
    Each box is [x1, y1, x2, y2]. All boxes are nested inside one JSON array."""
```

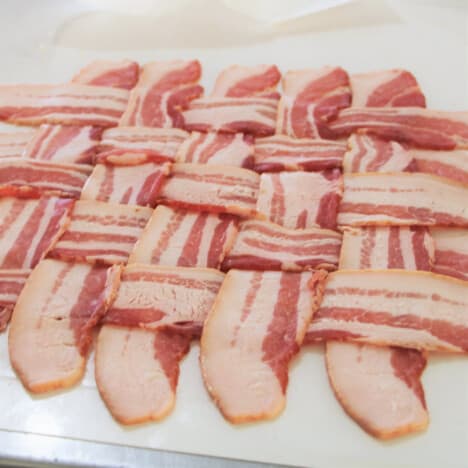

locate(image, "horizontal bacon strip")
[[49, 200, 152, 265], [430, 228, 468, 281], [306, 270, 468, 352], [0, 269, 30, 332], [9, 259, 121, 393], [129, 205, 238, 269], [338, 173, 468, 227], [0, 83, 129, 127], [200, 269, 327, 423], [182, 97, 278, 137], [254, 135, 346, 172], [158, 163, 260, 217], [0, 131, 35, 158], [222, 219, 341, 272], [257, 169, 343, 229]]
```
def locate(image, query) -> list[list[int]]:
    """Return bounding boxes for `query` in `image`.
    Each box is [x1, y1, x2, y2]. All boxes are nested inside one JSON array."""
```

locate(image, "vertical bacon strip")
[[0, 197, 73, 269], [0, 270, 30, 332], [176, 132, 254, 168], [49, 200, 152, 265], [9, 259, 121, 393], [129, 205, 238, 269], [222, 219, 341, 272], [256, 169, 342, 229], [430, 228, 468, 281], [80, 162, 170, 207], [0, 131, 35, 159], [200, 269, 327, 423], [277, 66, 351, 139]]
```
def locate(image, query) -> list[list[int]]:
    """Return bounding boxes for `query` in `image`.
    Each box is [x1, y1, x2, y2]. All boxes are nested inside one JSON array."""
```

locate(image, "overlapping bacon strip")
[[0, 270, 30, 332], [0, 131, 35, 159], [430, 228, 468, 281]]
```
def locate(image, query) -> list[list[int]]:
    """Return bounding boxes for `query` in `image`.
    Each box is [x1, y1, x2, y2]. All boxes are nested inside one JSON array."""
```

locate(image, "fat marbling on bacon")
[[0, 270, 30, 332], [0, 131, 35, 159], [430, 228, 468, 281]]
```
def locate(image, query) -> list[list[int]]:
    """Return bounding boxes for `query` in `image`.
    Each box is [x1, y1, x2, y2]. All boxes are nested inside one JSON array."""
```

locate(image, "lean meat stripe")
[[430, 228, 468, 281], [0, 131, 35, 158], [0, 270, 30, 332]]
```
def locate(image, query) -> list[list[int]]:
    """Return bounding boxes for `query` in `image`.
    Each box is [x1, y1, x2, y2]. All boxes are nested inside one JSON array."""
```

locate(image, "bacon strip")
[[49, 200, 152, 265], [350, 70, 426, 107], [0, 197, 73, 269], [0, 270, 30, 332], [327, 108, 468, 150], [176, 132, 254, 168], [80, 162, 170, 207], [222, 219, 341, 272], [0, 131, 35, 159], [277, 66, 351, 139], [257, 169, 342, 229], [96, 127, 188, 165], [338, 173, 468, 227], [343, 134, 413, 173], [129, 205, 238, 269], [0, 158, 92, 199], [254, 135, 346, 172], [0, 84, 129, 127], [306, 270, 468, 352], [430, 228, 468, 281], [71, 59, 139, 90], [201, 269, 326, 423], [24, 125, 102, 164], [9, 259, 121, 393], [182, 97, 278, 137], [158, 163, 260, 217], [119, 60, 203, 127]]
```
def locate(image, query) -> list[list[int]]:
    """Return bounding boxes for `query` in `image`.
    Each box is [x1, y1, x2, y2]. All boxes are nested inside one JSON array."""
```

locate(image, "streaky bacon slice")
[[306, 270, 468, 352], [338, 173, 468, 227], [71, 59, 139, 90], [211, 64, 281, 98], [343, 134, 413, 173], [0, 158, 92, 199], [182, 97, 278, 137], [24, 124, 102, 164], [80, 162, 170, 207], [200, 269, 327, 423], [351, 70, 426, 108], [8, 259, 121, 393], [277, 66, 351, 139], [409, 148, 468, 185], [49, 200, 152, 265], [327, 108, 468, 150], [96, 127, 188, 165], [256, 169, 342, 229], [176, 132, 254, 168], [0, 197, 73, 269], [158, 163, 260, 217], [119, 60, 203, 128], [0, 84, 129, 127], [254, 135, 346, 172], [0, 131, 35, 159], [222, 219, 341, 272], [129, 205, 238, 269], [430, 228, 468, 281], [0, 270, 30, 332]]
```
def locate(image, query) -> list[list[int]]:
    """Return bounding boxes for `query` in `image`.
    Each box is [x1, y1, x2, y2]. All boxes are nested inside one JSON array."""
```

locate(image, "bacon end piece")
[[0, 270, 30, 331], [430, 228, 468, 281], [0, 131, 35, 159]]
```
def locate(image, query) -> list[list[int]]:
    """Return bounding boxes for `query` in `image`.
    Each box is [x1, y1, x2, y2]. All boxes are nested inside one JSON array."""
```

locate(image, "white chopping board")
[[0, 1, 468, 467]]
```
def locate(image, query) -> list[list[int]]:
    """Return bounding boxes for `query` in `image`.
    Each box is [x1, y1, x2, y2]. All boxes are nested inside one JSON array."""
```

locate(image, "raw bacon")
[[211, 64, 281, 98], [158, 163, 260, 217], [200, 269, 327, 423], [338, 173, 468, 227], [0, 131, 35, 159], [96, 127, 188, 165], [256, 169, 342, 229], [350, 70, 426, 107], [129, 205, 238, 269], [49, 200, 152, 265], [119, 60, 203, 128], [80, 162, 170, 207], [343, 134, 413, 173], [430, 228, 468, 281], [0, 83, 129, 127], [0, 158, 92, 199], [327, 108, 468, 150], [182, 97, 278, 137], [24, 125, 102, 164], [306, 270, 468, 352], [8, 259, 120, 393], [222, 219, 341, 272], [0, 197, 73, 269], [72, 59, 139, 90], [0, 270, 30, 332], [277, 66, 351, 139], [176, 132, 254, 168]]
